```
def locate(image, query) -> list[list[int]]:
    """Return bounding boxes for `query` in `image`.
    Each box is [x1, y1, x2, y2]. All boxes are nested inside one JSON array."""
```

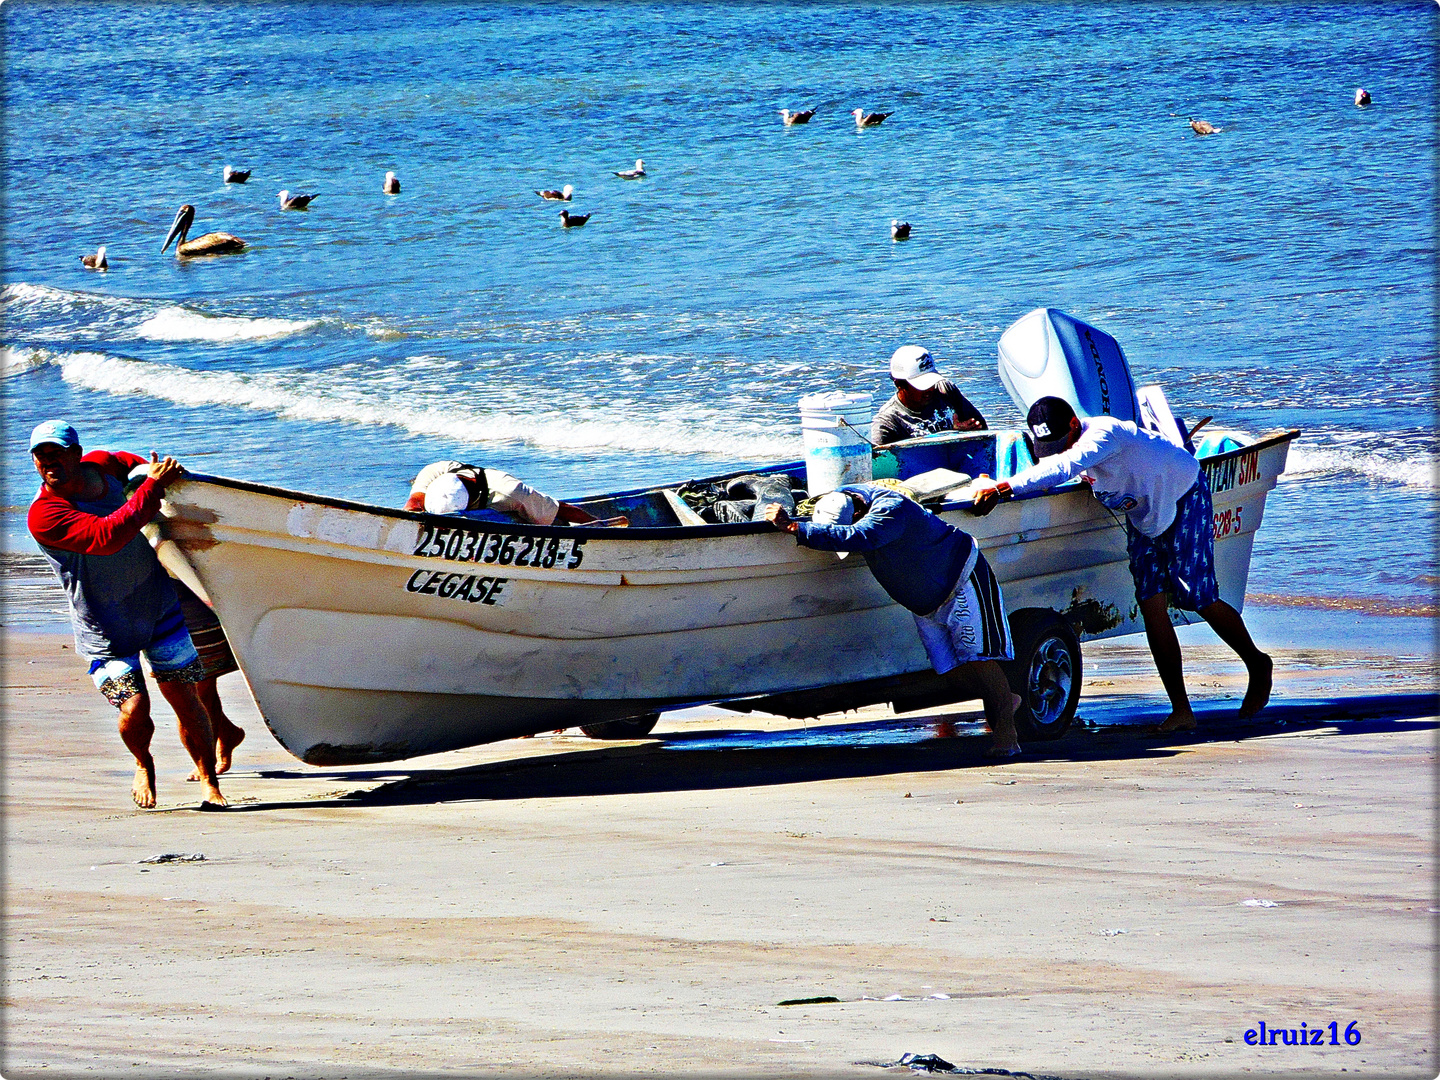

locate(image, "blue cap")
[[29, 420, 80, 453]]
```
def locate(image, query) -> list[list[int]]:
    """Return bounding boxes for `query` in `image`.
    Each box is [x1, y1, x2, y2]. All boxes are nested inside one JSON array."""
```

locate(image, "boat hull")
[[157, 432, 1294, 763]]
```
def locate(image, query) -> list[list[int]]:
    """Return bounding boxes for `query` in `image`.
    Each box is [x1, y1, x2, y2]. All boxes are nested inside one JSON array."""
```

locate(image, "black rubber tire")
[[1001, 611, 1082, 741], [579, 712, 661, 740]]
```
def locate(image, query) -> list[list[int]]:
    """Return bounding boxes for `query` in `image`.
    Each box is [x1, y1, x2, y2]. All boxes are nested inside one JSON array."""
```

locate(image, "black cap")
[[1026, 396, 1078, 457]]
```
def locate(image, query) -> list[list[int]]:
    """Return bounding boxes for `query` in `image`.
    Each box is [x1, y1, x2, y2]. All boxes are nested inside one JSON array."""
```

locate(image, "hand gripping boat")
[[152, 313, 1296, 765]]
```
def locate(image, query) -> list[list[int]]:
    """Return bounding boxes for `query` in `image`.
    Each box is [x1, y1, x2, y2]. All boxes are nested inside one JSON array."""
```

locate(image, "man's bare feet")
[[197, 778, 227, 807], [132, 761, 157, 809], [1156, 712, 1197, 733], [1238, 652, 1273, 719], [214, 723, 245, 774]]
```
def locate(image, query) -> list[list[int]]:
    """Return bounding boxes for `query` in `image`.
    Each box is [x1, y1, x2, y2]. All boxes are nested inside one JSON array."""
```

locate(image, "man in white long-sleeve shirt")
[[971, 396, 1271, 731]]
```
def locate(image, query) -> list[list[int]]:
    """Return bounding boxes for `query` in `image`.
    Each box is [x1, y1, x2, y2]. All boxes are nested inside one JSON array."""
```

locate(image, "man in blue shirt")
[[765, 483, 1020, 757]]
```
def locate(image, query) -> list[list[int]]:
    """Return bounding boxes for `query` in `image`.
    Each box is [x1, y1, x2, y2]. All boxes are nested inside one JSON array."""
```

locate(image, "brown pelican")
[[779, 108, 815, 126], [80, 246, 108, 270], [613, 159, 646, 179], [559, 209, 592, 227], [852, 108, 892, 128], [278, 190, 318, 210], [383, 171, 401, 194], [161, 205, 247, 257], [1189, 117, 1218, 135], [223, 164, 250, 184], [536, 184, 573, 201], [1355, 87, 1372, 107], [890, 220, 911, 241]]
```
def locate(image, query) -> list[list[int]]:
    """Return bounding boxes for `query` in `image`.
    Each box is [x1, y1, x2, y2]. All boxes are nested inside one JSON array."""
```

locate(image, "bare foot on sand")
[[132, 761, 157, 809], [1157, 712, 1197, 733], [197, 778, 227, 807], [1238, 653, 1273, 719], [985, 743, 1021, 759]]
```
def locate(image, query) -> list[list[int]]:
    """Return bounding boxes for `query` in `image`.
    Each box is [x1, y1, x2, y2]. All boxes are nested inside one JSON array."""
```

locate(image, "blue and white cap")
[[29, 420, 80, 452], [889, 345, 942, 390]]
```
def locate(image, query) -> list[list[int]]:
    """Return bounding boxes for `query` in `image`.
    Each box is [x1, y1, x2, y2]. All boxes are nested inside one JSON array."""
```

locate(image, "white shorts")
[[913, 548, 1014, 674]]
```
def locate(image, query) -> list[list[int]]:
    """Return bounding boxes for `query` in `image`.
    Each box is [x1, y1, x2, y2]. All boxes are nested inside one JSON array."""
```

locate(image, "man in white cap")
[[870, 345, 987, 447], [764, 482, 1020, 758], [404, 461, 621, 525], [26, 420, 232, 808]]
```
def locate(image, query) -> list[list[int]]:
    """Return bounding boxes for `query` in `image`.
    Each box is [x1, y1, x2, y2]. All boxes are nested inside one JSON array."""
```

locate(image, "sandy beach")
[[2, 627, 1435, 1079]]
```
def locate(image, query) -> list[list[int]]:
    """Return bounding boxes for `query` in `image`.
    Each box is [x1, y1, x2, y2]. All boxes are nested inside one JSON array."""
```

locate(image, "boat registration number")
[[411, 522, 587, 569]]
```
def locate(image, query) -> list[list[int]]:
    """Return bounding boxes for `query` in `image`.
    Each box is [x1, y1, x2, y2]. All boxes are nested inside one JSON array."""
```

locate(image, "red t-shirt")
[[27, 451, 164, 556]]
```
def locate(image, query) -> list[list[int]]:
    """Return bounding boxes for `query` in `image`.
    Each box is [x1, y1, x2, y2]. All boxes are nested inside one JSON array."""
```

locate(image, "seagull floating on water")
[[613, 159, 646, 179], [278, 190, 318, 210], [559, 209, 592, 227], [161, 205, 246, 257], [1188, 117, 1218, 135], [1355, 87, 1372, 107], [223, 165, 250, 184], [890, 220, 911, 241], [383, 171, 401, 194], [852, 108, 892, 128], [536, 184, 573, 201], [779, 108, 815, 126], [80, 245, 108, 270]]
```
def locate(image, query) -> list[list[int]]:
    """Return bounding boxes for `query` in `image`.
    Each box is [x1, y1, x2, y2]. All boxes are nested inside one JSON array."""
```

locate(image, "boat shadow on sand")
[[224, 693, 1437, 812]]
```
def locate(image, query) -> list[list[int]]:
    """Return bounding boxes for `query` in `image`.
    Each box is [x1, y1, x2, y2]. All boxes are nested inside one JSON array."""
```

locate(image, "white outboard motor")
[[997, 308, 1139, 423]]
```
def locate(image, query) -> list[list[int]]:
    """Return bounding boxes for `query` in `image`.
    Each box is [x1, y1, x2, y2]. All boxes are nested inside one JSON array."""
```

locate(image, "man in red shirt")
[[27, 420, 232, 808]]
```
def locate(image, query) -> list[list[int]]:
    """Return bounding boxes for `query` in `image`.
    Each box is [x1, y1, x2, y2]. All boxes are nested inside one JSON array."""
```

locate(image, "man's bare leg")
[[963, 660, 1022, 757], [117, 690, 157, 808], [194, 676, 245, 774], [1197, 599, 1273, 718], [1138, 592, 1196, 731], [156, 679, 226, 806]]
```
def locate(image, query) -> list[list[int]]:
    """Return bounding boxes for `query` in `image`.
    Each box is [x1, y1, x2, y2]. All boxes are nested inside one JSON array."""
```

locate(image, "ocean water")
[[2, 2, 1435, 646]]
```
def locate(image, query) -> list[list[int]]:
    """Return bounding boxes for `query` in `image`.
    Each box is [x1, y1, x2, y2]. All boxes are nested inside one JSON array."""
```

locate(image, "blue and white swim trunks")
[[87, 600, 204, 708], [1126, 476, 1221, 611], [913, 547, 1014, 674]]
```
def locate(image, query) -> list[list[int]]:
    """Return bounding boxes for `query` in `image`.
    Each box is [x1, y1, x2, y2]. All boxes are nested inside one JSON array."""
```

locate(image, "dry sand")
[[2, 630, 1435, 1079]]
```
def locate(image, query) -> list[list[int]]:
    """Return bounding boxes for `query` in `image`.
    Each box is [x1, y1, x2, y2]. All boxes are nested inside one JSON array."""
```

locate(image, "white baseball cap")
[[889, 345, 943, 390], [424, 473, 470, 514], [811, 490, 856, 559]]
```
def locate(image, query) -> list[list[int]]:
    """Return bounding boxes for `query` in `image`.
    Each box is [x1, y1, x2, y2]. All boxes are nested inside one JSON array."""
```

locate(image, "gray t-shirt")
[[870, 379, 987, 446]]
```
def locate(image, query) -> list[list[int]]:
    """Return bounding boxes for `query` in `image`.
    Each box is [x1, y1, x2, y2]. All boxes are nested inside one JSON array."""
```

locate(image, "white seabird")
[[278, 190, 318, 210], [536, 184, 574, 201], [851, 108, 893, 128], [383, 171, 401, 194], [80, 245, 108, 270], [890, 220, 911, 241], [559, 209, 592, 227], [613, 159, 646, 179], [779, 108, 816, 126], [223, 165, 251, 184]]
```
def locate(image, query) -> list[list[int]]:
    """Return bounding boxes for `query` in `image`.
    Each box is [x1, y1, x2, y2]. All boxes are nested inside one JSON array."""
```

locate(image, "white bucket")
[[799, 391, 873, 495]]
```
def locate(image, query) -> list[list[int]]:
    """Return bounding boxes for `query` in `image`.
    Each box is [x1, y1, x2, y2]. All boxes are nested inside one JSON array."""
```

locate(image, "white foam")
[[51, 351, 802, 459], [133, 307, 318, 343], [1284, 443, 1437, 491], [1, 345, 54, 377]]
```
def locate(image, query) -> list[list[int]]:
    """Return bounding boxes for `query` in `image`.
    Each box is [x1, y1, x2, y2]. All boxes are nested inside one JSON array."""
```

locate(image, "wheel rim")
[[1026, 634, 1074, 727]]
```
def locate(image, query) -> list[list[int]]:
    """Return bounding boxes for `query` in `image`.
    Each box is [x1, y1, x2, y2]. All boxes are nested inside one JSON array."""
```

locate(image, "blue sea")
[[2, 2, 1435, 651]]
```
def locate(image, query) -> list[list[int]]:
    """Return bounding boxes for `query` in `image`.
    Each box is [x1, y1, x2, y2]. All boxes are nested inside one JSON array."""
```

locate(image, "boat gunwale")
[[171, 428, 1300, 543]]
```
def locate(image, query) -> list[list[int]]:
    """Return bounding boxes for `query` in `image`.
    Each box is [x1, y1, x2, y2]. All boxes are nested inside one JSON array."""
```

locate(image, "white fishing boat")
[[151, 309, 1296, 764], [153, 419, 1294, 765]]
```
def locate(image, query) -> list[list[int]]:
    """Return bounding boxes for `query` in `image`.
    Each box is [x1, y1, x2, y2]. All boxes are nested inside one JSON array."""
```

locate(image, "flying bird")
[[383, 171, 401, 194], [890, 220, 911, 241], [1355, 87, 1372, 107], [613, 159, 646, 179], [851, 108, 892, 128], [223, 165, 250, 184], [779, 108, 815, 126], [80, 245, 108, 270], [536, 184, 573, 201], [160, 205, 246, 257], [1188, 117, 1218, 135], [278, 190, 318, 210], [559, 209, 592, 227]]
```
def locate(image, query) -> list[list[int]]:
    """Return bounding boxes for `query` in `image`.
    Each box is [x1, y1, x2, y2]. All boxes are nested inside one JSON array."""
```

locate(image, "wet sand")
[[2, 630, 1435, 1078]]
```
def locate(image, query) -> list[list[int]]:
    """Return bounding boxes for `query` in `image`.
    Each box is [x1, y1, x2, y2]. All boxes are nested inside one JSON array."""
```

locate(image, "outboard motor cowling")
[[997, 308, 1139, 423]]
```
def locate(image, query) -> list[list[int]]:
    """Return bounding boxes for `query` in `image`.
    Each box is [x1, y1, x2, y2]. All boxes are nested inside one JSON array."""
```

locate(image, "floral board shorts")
[[87, 599, 204, 708], [1126, 477, 1222, 611], [912, 547, 1014, 675]]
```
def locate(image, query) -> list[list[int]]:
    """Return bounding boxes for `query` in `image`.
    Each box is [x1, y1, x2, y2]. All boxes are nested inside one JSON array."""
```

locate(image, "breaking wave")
[[133, 307, 318, 342], [1284, 442, 1437, 492], [43, 349, 803, 459]]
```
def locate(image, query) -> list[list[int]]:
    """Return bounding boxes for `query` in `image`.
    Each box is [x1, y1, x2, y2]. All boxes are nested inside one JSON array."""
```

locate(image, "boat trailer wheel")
[[580, 712, 661, 740], [1001, 611, 1082, 741]]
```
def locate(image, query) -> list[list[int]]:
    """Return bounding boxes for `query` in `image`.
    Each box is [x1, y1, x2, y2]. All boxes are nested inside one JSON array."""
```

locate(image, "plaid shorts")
[[1126, 477, 1221, 611]]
